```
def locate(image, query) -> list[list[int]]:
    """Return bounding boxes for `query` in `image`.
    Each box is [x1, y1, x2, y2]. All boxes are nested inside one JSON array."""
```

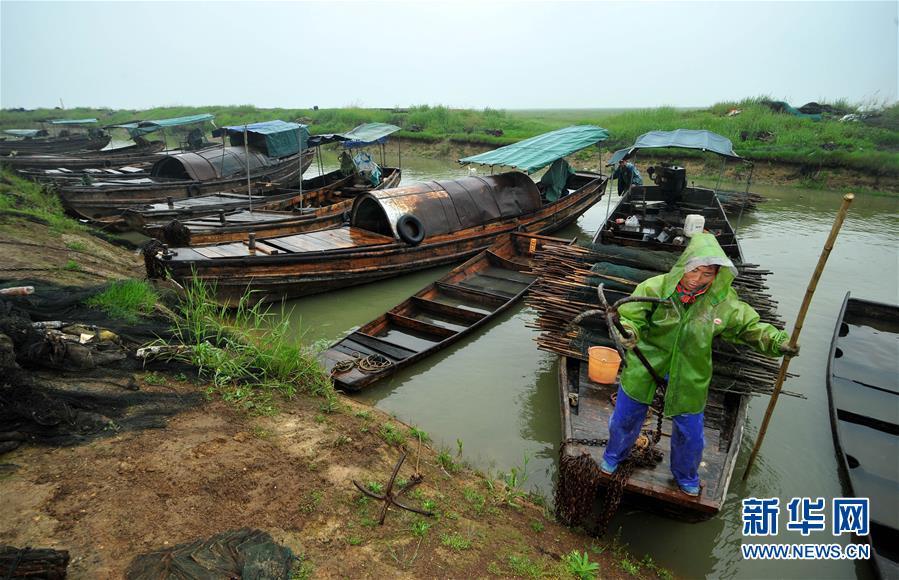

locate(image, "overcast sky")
[[1, 1, 896, 110]]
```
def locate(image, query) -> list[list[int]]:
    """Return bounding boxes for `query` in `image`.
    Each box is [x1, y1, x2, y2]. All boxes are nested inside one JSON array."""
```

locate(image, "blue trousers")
[[602, 385, 705, 488]]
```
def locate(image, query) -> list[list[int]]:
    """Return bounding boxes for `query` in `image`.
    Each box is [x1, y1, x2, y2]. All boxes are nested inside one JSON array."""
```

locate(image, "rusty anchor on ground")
[[352, 451, 434, 525]]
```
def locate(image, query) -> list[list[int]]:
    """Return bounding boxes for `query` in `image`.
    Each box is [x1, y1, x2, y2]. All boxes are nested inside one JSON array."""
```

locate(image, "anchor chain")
[[330, 353, 393, 375]]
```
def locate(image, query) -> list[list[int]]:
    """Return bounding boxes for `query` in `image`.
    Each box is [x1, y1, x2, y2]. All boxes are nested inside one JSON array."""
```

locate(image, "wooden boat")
[[132, 167, 401, 244], [827, 293, 899, 579], [145, 170, 607, 304], [6, 140, 166, 172], [321, 232, 572, 391], [58, 146, 315, 222], [0, 132, 110, 156]]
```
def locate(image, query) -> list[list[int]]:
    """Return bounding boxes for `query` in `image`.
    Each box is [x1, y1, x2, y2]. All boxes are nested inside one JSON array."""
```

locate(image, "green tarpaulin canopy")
[[213, 120, 309, 158], [340, 123, 400, 148], [608, 129, 743, 165], [458, 125, 609, 174], [112, 113, 215, 137], [308, 122, 401, 148], [49, 118, 98, 125]]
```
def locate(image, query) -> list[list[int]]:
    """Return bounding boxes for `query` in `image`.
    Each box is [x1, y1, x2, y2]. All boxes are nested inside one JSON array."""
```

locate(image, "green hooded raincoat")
[[617, 233, 788, 417]]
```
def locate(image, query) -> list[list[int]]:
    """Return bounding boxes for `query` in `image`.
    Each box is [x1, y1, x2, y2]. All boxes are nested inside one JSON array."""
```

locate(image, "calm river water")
[[282, 152, 898, 579]]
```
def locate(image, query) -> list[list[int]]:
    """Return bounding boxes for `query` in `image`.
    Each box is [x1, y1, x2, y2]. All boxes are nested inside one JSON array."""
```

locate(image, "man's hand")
[[612, 325, 637, 350], [779, 341, 800, 357]]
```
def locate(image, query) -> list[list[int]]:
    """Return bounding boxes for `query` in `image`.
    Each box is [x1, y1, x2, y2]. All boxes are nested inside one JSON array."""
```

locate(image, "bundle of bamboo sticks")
[[527, 242, 802, 399]]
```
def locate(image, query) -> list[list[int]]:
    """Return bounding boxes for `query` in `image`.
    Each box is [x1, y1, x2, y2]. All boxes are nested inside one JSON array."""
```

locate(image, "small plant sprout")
[[440, 531, 471, 551], [142, 372, 167, 386], [456, 438, 464, 457], [422, 498, 437, 513], [379, 422, 407, 447], [530, 519, 544, 533], [408, 425, 430, 443], [563, 550, 600, 580], [411, 519, 430, 538], [354, 409, 372, 420], [366, 480, 384, 494], [436, 450, 459, 474], [620, 558, 640, 576]]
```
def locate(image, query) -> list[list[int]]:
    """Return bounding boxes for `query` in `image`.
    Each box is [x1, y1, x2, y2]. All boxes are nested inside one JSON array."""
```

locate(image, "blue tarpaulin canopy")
[[212, 120, 309, 158], [49, 118, 98, 125], [458, 125, 609, 174], [111, 113, 215, 138], [607, 129, 743, 165]]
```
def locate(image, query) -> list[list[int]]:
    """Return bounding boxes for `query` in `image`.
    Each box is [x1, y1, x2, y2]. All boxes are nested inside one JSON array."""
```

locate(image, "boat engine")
[[647, 164, 687, 195]]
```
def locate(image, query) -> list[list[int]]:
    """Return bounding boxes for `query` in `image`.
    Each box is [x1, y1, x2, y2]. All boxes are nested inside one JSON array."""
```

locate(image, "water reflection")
[[281, 153, 896, 579]]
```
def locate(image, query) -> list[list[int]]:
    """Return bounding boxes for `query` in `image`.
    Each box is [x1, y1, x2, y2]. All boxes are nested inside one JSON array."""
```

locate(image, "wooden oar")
[[741, 193, 855, 481]]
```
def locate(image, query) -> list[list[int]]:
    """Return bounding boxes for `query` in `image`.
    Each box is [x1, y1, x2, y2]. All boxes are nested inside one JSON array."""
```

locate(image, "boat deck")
[[560, 357, 741, 518], [173, 227, 395, 260]]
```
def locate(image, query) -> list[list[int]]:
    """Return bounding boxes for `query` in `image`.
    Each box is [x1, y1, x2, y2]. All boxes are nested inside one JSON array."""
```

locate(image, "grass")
[[410, 519, 430, 538], [439, 531, 472, 551], [0, 169, 85, 233], [161, 275, 335, 415], [436, 449, 460, 474], [506, 553, 544, 578], [85, 278, 159, 323], [379, 422, 407, 447], [563, 550, 600, 580], [3, 98, 895, 174]]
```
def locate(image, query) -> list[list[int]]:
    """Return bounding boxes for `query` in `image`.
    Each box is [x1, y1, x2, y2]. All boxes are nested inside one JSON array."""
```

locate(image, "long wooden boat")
[[145, 170, 607, 305], [58, 147, 315, 222], [6, 140, 166, 172], [0, 133, 111, 156], [132, 167, 401, 244], [827, 293, 899, 579], [321, 232, 572, 391], [557, 178, 752, 522]]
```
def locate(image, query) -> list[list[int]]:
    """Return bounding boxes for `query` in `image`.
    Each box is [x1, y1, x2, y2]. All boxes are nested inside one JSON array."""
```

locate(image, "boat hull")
[[148, 173, 607, 305], [59, 148, 315, 221]]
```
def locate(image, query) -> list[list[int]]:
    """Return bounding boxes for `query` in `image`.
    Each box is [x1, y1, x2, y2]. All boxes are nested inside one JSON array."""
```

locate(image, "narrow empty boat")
[[322, 232, 573, 391], [828, 293, 899, 580]]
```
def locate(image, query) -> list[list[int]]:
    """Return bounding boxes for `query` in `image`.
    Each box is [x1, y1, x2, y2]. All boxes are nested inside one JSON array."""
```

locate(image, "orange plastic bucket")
[[588, 346, 621, 384]]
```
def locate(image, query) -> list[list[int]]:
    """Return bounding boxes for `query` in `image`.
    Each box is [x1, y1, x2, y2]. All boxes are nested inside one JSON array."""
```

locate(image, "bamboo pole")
[[741, 193, 855, 481]]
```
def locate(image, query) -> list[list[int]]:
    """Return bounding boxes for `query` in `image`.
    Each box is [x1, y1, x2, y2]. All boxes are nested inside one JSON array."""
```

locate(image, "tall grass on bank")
[[86, 279, 159, 323], [0, 169, 84, 233], [166, 276, 334, 415], [2, 98, 896, 173]]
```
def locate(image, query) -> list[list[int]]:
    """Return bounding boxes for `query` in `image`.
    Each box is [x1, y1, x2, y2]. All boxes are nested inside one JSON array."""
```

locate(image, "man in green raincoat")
[[600, 233, 798, 496]]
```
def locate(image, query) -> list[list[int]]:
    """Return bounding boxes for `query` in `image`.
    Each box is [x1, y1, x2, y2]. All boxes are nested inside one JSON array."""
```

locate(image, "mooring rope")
[[330, 353, 393, 375]]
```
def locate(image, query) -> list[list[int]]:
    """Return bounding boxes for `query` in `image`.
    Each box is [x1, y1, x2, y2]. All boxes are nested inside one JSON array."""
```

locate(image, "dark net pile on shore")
[[0, 281, 202, 452], [526, 240, 801, 399]]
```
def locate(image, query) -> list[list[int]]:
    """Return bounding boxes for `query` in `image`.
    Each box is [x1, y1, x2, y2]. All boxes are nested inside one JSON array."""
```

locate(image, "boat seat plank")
[[386, 312, 456, 340], [835, 419, 899, 530], [343, 333, 417, 361], [437, 281, 511, 306], [471, 265, 537, 285], [831, 376, 899, 431], [410, 296, 486, 325], [457, 274, 530, 298]]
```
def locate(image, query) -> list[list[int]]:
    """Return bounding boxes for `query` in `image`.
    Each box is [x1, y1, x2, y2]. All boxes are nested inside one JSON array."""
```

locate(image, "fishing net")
[[0, 546, 70, 579], [125, 528, 294, 579], [0, 280, 201, 449]]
